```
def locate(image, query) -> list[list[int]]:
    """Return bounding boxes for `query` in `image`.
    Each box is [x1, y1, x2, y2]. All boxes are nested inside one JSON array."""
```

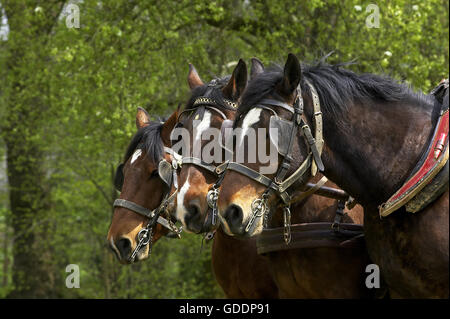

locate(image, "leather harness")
[[176, 88, 238, 230], [113, 146, 183, 262], [184, 80, 364, 248], [215, 80, 326, 242]]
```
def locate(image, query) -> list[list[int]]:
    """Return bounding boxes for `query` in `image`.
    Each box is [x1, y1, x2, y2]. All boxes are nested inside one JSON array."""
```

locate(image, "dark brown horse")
[[176, 58, 374, 298], [106, 96, 277, 297], [218, 53, 448, 298], [264, 177, 372, 298]]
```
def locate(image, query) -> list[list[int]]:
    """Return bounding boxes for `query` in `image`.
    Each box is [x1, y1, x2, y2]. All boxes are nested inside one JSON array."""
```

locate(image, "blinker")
[[158, 160, 173, 187], [269, 115, 294, 156]]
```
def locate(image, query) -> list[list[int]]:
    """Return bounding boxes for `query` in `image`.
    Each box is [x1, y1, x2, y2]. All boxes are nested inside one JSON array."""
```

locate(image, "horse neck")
[[311, 96, 436, 209]]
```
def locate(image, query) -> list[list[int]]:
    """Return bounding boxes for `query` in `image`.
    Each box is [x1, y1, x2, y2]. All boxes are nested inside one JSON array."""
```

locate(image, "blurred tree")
[[0, 0, 66, 298]]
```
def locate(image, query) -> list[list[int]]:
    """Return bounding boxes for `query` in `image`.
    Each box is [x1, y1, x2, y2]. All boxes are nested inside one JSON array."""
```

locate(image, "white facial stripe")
[[194, 111, 212, 143], [131, 149, 142, 164], [242, 107, 262, 129], [176, 172, 191, 223], [240, 107, 262, 144]]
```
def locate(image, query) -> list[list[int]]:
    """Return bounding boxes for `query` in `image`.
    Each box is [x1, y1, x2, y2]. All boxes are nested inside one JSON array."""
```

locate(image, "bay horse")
[[106, 97, 277, 297], [173, 60, 278, 298], [218, 53, 449, 298], [107, 108, 181, 263], [176, 58, 375, 298]]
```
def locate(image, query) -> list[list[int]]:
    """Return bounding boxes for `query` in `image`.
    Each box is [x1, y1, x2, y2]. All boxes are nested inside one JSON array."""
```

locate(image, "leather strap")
[[259, 98, 296, 114], [113, 194, 179, 233], [182, 157, 218, 175], [256, 222, 365, 255], [305, 80, 324, 176], [288, 175, 328, 205], [114, 198, 156, 218], [277, 154, 312, 193]]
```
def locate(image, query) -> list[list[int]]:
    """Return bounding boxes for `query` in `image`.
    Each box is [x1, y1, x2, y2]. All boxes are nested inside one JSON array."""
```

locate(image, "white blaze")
[[194, 111, 212, 143], [130, 149, 142, 164], [240, 107, 262, 144], [176, 110, 212, 224], [176, 173, 191, 223]]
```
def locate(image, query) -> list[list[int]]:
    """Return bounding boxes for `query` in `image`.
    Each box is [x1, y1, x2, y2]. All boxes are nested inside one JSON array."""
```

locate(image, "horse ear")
[[187, 64, 204, 90], [136, 107, 151, 129], [161, 110, 178, 146], [280, 53, 302, 96], [250, 57, 264, 80], [222, 59, 248, 100]]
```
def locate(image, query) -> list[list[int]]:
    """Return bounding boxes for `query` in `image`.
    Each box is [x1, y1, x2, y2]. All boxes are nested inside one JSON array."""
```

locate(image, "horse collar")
[[379, 80, 449, 217]]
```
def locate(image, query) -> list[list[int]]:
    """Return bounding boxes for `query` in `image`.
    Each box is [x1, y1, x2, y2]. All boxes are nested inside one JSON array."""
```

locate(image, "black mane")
[[123, 121, 164, 164], [237, 61, 433, 122]]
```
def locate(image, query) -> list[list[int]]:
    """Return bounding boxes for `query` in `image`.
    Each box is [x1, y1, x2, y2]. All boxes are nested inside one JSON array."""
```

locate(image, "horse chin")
[[241, 218, 264, 238], [118, 245, 150, 265], [183, 220, 204, 234], [130, 247, 150, 264], [225, 214, 264, 238], [135, 251, 150, 263]]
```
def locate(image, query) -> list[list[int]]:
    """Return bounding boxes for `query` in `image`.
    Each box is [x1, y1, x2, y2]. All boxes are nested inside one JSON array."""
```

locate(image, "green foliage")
[[0, 0, 448, 298]]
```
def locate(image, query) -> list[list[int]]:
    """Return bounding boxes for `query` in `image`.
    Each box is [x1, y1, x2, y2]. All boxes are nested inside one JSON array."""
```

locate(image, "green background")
[[0, 0, 448, 298]]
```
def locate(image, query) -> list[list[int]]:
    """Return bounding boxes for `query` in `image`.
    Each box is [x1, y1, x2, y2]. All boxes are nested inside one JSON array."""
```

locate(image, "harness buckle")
[[206, 188, 219, 209], [245, 197, 268, 232], [172, 158, 178, 170]]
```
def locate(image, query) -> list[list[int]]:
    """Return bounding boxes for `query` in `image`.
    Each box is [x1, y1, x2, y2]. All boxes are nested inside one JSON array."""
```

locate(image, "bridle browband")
[[113, 146, 183, 262], [215, 80, 324, 242]]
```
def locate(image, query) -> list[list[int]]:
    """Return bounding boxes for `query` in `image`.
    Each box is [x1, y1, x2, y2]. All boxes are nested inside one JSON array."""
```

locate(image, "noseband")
[[113, 146, 183, 262], [215, 80, 324, 242]]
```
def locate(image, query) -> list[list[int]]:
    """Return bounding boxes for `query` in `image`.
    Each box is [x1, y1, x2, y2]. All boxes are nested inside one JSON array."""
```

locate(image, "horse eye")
[[149, 170, 159, 179]]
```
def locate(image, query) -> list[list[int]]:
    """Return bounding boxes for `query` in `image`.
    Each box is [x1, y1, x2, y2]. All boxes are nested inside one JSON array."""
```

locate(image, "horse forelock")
[[123, 121, 164, 165], [183, 75, 232, 113]]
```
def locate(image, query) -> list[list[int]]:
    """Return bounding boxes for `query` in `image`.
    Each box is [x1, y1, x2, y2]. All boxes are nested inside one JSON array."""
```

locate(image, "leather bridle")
[[113, 146, 183, 262], [215, 80, 325, 242], [176, 86, 237, 232]]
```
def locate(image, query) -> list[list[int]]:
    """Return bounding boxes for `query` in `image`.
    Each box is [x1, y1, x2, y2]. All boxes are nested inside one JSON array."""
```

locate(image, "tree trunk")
[[5, 137, 53, 298]]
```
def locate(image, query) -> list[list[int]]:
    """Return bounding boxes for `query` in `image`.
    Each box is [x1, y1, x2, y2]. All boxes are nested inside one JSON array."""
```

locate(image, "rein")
[[113, 146, 183, 262]]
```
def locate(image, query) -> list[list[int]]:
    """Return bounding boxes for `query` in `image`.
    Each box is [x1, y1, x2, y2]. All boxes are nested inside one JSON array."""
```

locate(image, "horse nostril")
[[116, 237, 132, 259], [224, 204, 243, 227], [185, 202, 201, 223]]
